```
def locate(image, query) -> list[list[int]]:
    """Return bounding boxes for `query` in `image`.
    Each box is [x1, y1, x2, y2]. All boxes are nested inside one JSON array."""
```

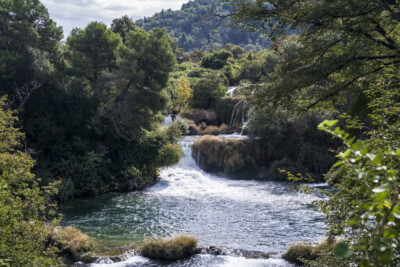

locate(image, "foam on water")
[[62, 135, 326, 266]]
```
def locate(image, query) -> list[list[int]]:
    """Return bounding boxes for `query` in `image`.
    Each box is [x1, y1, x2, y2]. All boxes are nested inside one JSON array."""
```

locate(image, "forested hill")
[[135, 0, 269, 51]]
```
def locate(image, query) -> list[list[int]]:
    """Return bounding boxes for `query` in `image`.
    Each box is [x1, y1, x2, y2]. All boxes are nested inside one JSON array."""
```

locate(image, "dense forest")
[[1, 0, 400, 266], [136, 0, 269, 51]]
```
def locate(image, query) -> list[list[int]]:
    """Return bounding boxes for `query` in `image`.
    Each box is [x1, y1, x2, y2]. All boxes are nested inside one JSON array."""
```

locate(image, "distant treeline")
[[136, 0, 269, 51]]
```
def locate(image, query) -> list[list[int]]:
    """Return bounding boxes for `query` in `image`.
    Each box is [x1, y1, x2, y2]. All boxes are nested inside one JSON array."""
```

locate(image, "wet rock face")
[[192, 135, 264, 178]]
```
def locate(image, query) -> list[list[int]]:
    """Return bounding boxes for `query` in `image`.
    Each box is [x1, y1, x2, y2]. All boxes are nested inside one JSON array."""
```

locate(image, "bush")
[[157, 143, 182, 167], [200, 123, 234, 135], [141, 234, 199, 261], [201, 50, 233, 70]]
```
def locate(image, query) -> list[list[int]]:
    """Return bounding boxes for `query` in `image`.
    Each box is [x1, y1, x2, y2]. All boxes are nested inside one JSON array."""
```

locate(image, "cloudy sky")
[[42, 0, 189, 37]]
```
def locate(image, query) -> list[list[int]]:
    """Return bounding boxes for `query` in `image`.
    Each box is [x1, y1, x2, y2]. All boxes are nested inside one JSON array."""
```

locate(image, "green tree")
[[201, 50, 233, 70], [111, 15, 138, 43], [108, 27, 176, 140], [191, 75, 227, 109], [0, 96, 61, 266], [0, 0, 63, 109], [175, 77, 193, 111], [224, 0, 400, 112], [66, 22, 122, 82]]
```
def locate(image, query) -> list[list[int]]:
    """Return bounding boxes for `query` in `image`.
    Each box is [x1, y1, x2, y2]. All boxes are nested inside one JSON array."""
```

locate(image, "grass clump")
[[200, 123, 234, 135], [141, 234, 199, 261], [48, 226, 95, 262], [283, 240, 335, 265]]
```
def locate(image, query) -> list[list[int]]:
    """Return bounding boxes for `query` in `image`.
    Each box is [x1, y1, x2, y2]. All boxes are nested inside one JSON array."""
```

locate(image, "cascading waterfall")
[[63, 135, 327, 267], [163, 115, 173, 127], [227, 86, 240, 97]]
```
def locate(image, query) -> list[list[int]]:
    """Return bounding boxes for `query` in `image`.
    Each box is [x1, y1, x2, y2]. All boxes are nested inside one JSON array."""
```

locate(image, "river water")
[[61, 136, 327, 266]]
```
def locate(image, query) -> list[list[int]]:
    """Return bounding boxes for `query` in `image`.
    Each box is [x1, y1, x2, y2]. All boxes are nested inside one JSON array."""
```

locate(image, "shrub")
[[141, 234, 199, 261], [173, 115, 190, 135], [157, 143, 182, 167], [201, 50, 233, 70], [200, 124, 234, 135]]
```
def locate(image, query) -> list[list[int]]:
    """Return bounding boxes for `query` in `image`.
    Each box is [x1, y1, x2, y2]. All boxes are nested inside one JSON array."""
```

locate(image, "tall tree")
[[0, 0, 63, 109], [109, 28, 176, 140], [66, 22, 122, 82], [111, 15, 138, 43]]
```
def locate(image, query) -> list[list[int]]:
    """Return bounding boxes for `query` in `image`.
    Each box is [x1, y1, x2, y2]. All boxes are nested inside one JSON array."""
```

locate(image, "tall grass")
[[141, 234, 199, 260]]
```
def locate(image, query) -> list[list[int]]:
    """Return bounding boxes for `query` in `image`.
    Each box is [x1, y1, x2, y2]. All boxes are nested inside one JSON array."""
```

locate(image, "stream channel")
[[61, 135, 328, 266]]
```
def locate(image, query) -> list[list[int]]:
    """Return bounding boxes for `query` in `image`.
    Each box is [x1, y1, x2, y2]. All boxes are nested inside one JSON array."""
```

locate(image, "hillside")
[[135, 0, 269, 51]]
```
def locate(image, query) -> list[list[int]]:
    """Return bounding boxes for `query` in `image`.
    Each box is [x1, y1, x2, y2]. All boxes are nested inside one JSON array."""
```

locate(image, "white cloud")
[[41, 0, 188, 38]]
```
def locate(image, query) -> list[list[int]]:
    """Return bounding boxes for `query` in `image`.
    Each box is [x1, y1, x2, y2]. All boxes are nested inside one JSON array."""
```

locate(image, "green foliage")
[[192, 76, 227, 108], [318, 119, 400, 266], [0, 97, 61, 266], [224, 0, 400, 113], [48, 226, 94, 262], [0, 0, 63, 108], [201, 50, 233, 70], [111, 15, 139, 43], [0, 0, 182, 202], [157, 143, 183, 167], [141, 234, 199, 261], [136, 0, 268, 51], [175, 77, 193, 111], [247, 109, 337, 181], [284, 240, 336, 266], [66, 22, 122, 81]]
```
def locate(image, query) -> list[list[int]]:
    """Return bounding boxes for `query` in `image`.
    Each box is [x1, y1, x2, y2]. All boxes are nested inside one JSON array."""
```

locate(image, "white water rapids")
[[63, 135, 327, 266]]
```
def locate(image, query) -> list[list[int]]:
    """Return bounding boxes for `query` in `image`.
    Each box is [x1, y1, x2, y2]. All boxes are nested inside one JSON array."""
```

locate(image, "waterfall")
[[175, 136, 199, 169], [66, 133, 326, 267], [240, 101, 249, 135], [163, 115, 173, 126], [227, 86, 240, 97], [229, 109, 237, 128]]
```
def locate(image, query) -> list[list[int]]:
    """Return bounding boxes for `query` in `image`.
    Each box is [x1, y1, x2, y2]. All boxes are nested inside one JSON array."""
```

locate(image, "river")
[[61, 136, 327, 266]]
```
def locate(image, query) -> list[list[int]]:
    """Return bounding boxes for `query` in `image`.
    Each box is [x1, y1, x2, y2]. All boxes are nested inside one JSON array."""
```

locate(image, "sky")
[[41, 0, 189, 38]]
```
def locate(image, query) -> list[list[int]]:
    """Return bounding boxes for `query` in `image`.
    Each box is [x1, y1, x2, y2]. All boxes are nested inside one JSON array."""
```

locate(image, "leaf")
[[375, 191, 390, 202], [351, 140, 363, 150], [360, 146, 369, 156], [383, 228, 398, 239], [323, 120, 338, 127], [371, 153, 384, 165], [372, 184, 392, 194], [334, 242, 353, 258], [340, 149, 351, 159], [332, 161, 344, 168], [396, 149, 400, 156], [348, 216, 361, 226], [377, 250, 393, 264], [373, 238, 388, 252], [391, 206, 400, 219]]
